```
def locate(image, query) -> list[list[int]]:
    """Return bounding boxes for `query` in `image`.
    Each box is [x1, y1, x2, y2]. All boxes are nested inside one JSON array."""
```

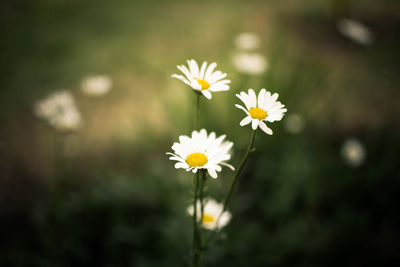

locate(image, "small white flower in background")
[[34, 90, 82, 131], [337, 18, 374, 46], [166, 129, 234, 179], [284, 113, 305, 134], [236, 89, 287, 135], [187, 198, 231, 231], [171, 59, 231, 100], [232, 52, 268, 75], [234, 32, 260, 51], [81, 75, 112, 96], [341, 138, 366, 167]]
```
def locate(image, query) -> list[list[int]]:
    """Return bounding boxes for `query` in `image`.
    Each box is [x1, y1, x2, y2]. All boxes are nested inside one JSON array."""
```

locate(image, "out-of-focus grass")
[[1, 0, 400, 266]]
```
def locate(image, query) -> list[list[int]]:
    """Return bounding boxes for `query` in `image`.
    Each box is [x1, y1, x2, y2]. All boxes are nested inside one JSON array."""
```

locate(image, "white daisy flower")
[[235, 89, 287, 135], [234, 32, 260, 51], [341, 138, 366, 167], [81, 75, 113, 96], [34, 90, 82, 131], [232, 52, 268, 75], [337, 18, 374, 46], [187, 198, 231, 231], [166, 129, 234, 179], [171, 59, 231, 100]]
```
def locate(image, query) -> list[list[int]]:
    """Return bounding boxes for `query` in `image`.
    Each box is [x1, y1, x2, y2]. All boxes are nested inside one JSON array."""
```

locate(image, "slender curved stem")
[[192, 92, 202, 266], [199, 170, 206, 225], [192, 172, 200, 266], [222, 129, 256, 211], [197, 170, 206, 265], [195, 94, 201, 130], [203, 129, 257, 247]]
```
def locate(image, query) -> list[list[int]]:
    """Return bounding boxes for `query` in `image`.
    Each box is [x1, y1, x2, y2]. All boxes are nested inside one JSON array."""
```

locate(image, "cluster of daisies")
[[167, 59, 287, 231]]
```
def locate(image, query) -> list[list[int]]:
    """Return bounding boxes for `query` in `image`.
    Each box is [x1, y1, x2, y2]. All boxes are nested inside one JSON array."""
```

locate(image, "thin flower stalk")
[[204, 129, 257, 247], [196, 170, 207, 266], [223, 129, 256, 212], [193, 172, 200, 267], [195, 93, 201, 130]]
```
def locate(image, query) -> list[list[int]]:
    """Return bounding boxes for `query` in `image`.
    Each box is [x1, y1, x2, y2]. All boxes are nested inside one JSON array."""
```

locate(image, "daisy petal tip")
[[239, 116, 252, 126], [208, 169, 218, 179], [251, 119, 259, 130], [202, 91, 212, 99]]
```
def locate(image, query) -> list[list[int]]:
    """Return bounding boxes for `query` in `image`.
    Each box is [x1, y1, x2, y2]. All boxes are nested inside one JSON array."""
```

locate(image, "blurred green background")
[[1, 0, 399, 266]]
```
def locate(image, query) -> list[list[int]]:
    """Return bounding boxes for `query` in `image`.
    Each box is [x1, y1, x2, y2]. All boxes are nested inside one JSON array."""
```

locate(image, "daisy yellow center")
[[249, 107, 267, 120], [186, 152, 208, 167], [196, 79, 210, 90], [202, 214, 215, 223]]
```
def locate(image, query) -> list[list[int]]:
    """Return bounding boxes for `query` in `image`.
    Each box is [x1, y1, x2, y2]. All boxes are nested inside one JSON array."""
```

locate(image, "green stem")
[[222, 129, 256, 211], [204, 130, 257, 247], [192, 92, 202, 266], [199, 170, 206, 226], [195, 94, 201, 130], [196, 170, 206, 265], [193, 172, 200, 267]]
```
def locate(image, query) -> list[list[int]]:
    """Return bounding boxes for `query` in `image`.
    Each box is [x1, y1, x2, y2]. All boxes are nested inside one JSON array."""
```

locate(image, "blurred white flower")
[[34, 90, 82, 131], [236, 89, 287, 135], [166, 129, 234, 179], [81, 75, 113, 96], [234, 32, 260, 51], [232, 52, 268, 75], [284, 113, 305, 134], [337, 18, 374, 46], [187, 198, 231, 231], [341, 138, 366, 167], [171, 59, 231, 100]]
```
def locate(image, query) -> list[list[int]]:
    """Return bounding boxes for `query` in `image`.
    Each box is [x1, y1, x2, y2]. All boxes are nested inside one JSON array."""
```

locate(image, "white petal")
[[202, 90, 212, 99], [177, 65, 192, 80], [204, 62, 217, 80], [199, 129, 207, 138], [167, 152, 183, 161], [175, 162, 188, 169], [221, 162, 235, 171], [236, 92, 251, 110], [218, 212, 232, 229], [261, 91, 272, 110], [248, 89, 257, 107], [208, 72, 227, 83], [199, 61, 207, 79], [267, 111, 284, 122], [258, 89, 266, 107], [191, 81, 202, 91], [251, 119, 259, 130], [212, 79, 231, 86], [169, 157, 182, 162], [188, 59, 200, 78], [240, 116, 252, 126], [179, 135, 190, 144], [235, 104, 249, 115], [207, 168, 218, 179], [209, 85, 229, 92], [259, 121, 273, 135], [265, 93, 279, 110], [171, 74, 190, 85]]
